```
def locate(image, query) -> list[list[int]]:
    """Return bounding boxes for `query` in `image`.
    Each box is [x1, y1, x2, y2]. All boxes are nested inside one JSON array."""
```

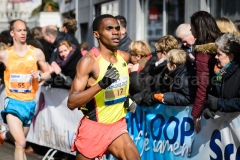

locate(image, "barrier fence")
[[0, 85, 240, 160]]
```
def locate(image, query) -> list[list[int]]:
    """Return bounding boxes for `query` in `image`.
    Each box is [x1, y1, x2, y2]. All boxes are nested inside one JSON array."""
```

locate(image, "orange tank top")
[[4, 46, 39, 101]]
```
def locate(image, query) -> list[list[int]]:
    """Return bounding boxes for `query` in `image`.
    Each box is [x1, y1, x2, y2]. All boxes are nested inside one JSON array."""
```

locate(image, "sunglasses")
[[155, 49, 163, 53], [130, 54, 147, 58]]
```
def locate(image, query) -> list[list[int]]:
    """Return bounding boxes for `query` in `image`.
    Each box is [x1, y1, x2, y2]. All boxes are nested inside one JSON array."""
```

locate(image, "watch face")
[[38, 74, 41, 82]]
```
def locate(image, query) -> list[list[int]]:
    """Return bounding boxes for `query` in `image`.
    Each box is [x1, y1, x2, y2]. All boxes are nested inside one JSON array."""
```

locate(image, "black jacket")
[[48, 32, 81, 63], [129, 54, 158, 96], [213, 60, 240, 112], [68, 33, 80, 47], [117, 33, 132, 53], [135, 63, 197, 106], [46, 44, 81, 90]]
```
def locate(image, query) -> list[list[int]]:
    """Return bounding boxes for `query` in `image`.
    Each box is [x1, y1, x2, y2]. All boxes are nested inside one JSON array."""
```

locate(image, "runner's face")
[[10, 21, 27, 43], [98, 18, 120, 49]]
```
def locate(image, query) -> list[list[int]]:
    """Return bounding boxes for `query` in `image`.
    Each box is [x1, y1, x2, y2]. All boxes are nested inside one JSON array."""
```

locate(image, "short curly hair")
[[215, 33, 240, 57], [92, 14, 115, 31], [62, 17, 78, 34], [167, 49, 190, 66], [129, 40, 151, 56], [155, 35, 179, 53]]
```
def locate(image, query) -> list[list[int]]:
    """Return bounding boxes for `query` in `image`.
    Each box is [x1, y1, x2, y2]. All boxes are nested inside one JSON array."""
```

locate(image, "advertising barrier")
[[0, 85, 240, 159]]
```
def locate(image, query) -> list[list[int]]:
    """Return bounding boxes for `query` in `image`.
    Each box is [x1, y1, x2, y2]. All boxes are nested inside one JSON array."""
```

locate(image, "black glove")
[[207, 94, 219, 112], [98, 64, 119, 89], [132, 93, 143, 105], [203, 108, 216, 119], [124, 96, 137, 113]]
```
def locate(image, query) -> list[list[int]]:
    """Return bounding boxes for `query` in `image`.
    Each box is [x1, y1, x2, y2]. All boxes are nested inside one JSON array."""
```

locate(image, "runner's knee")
[[15, 139, 26, 149]]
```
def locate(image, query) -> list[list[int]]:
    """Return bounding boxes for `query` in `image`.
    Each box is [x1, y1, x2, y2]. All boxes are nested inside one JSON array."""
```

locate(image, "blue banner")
[[105, 104, 240, 160]]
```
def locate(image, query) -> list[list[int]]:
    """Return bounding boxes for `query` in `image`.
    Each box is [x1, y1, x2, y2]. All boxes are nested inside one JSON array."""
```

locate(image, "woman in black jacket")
[[134, 49, 196, 106], [204, 33, 240, 119], [129, 36, 179, 96], [47, 40, 81, 89]]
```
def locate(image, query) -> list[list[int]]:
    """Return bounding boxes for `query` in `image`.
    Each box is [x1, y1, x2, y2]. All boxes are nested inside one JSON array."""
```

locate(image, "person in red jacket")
[[190, 11, 222, 133]]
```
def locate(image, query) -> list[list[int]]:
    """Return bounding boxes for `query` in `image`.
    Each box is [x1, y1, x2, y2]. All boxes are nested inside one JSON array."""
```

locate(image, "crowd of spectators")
[[0, 11, 240, 155]]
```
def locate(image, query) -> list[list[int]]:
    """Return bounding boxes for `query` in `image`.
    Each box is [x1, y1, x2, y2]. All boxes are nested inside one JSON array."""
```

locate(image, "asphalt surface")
[[0, 141, 75, 160]]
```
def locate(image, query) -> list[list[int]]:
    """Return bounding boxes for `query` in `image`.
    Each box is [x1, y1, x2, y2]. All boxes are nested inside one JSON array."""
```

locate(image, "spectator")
[[115, 15, 132, 52], [134, 49, 196, 106], [0, 37, 9, 85], [154, 35, 179, 75], [62, 17, 80, 46], [0, 42, 7, 51], [216, 17, 240, 37], [128, 40, 152, 96], [190, 11, 222, 133], [26, 28, 44, 52], [47, 40, 79, 89], [31, 27, 50, 62], [80, 41, 88, 56], [129, 35, 179, 96], [0, 30, 12, 46], [233, 20, 240, 32], [175, 23, 196, 62], [41, 25, 82, 63], [0, 35, 9, 46], [204, 33, 240, 119], [0, 42, 7, 84]]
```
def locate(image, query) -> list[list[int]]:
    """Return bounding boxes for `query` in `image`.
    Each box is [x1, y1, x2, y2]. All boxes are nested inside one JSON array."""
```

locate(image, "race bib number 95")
[[10, 74, 32, 93]]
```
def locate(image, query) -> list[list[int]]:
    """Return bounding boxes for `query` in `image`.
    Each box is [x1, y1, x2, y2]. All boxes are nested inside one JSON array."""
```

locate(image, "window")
[[65, 0, 72, 4], [147, 0, 184, 49], [95, 1, 118, 17]]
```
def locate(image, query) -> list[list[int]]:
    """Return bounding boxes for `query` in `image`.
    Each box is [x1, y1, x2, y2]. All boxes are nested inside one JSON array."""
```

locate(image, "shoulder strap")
[[91, 47, 101, 58], [8, 46, 13, 52]]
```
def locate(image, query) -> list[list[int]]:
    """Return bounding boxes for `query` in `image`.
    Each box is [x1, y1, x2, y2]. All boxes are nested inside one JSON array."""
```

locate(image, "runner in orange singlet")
[[67, 14, 140, 160], [0, 19, 50, 160]]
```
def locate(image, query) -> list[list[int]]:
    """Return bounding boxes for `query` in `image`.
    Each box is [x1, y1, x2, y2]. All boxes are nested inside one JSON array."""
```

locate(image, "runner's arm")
[[67, 55, 102, 110], [0, 49, 8, 66], [34, 48, 51, 81]]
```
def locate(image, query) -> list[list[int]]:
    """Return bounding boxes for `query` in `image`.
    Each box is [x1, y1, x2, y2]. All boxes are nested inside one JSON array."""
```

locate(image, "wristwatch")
[[38, 74, 42, 82]]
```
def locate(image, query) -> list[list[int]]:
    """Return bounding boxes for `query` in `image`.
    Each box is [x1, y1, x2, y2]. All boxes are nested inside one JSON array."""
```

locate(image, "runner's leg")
[[76, 150, 94, 160], [108, 133, 140, 160], [23, 127, 30, 160], [6, 114, 26, 160]]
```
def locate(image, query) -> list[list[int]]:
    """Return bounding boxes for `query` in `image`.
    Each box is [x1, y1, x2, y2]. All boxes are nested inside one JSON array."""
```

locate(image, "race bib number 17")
[[104, 75, 128, 106]]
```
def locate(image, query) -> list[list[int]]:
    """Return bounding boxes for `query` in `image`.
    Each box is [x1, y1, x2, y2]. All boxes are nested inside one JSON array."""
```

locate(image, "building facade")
[[0, 0, 41, 33], [4, 0, 238, 50], [59, 0, 240, 50]]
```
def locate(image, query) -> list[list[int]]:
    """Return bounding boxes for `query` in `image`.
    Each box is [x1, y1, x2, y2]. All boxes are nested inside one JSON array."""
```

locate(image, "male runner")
[[0, 19, 50, 160], [67, 14, 140, 160]]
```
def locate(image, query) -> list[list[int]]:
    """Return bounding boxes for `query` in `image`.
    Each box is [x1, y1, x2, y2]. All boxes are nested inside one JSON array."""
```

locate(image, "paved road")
[[0, 142, 42, 160], [0, 141, 75, 160]]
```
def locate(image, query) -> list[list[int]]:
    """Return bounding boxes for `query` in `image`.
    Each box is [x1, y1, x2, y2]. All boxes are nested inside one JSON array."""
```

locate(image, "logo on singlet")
[[27, 55, 34, 60]]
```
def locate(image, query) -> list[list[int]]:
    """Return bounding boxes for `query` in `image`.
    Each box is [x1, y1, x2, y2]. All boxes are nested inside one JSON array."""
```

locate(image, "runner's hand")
[[98, 64, 119, 89], [124, 96, 137, 113], [30, 70, 40, 80]]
